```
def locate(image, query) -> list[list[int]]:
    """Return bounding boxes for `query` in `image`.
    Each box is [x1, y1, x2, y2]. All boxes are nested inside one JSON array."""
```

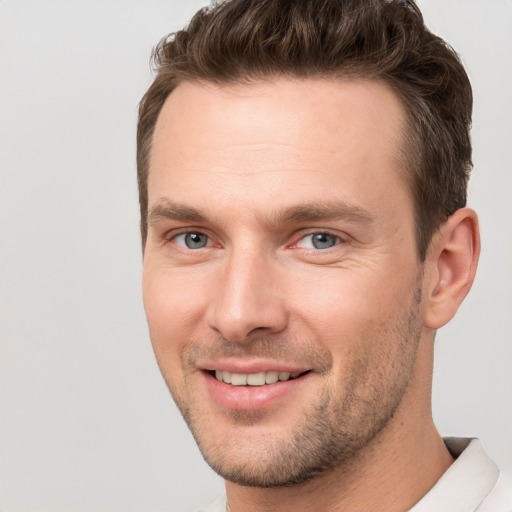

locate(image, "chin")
[[182, 396, 388, 489]]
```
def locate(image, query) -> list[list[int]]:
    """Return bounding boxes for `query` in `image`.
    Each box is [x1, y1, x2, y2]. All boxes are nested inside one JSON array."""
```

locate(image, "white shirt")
[[197, 438, 512, 512], [409, 438, 510, 512]]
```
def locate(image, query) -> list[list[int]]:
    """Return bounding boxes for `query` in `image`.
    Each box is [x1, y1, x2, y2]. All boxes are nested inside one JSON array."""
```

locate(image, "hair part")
[[137, 0, 473, 260]]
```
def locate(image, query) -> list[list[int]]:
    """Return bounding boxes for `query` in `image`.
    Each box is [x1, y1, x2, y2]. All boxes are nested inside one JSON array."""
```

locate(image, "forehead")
[[148, 77, 411, 219]]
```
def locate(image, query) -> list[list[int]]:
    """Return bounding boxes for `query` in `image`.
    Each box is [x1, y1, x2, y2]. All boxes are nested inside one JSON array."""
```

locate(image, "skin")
[[142, 78, 480, 512]]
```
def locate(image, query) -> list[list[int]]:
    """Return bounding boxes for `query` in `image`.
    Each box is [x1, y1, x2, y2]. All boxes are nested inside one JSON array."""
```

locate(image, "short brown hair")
[[137, 0, 472, 260]]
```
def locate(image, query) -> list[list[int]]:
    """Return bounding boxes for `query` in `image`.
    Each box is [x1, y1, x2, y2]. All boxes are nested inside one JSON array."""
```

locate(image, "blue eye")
[[296, 233, 339, 250], [175, 232, 210, 249]]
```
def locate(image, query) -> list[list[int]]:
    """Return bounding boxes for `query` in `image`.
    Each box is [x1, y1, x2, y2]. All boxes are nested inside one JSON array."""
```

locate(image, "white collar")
[[409, 438, 499, 512]]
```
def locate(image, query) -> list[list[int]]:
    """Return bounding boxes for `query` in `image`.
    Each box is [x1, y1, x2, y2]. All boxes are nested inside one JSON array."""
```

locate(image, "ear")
[[423, 208, 480, 329]]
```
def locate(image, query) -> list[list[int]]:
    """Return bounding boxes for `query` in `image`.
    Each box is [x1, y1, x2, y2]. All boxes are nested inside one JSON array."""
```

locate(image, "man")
[[137, 1, 509, 511]]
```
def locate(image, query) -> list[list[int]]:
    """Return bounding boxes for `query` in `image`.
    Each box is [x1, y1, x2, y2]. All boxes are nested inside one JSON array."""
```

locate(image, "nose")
[[207, 248, 288, 343]]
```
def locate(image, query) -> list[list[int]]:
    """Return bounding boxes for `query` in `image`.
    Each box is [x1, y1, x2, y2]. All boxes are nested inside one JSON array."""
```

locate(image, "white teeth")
[[247, 372, 266, 386], [231, 373, 247, 386], [265, 371, 279, 384], [214, 370, 303, 386]]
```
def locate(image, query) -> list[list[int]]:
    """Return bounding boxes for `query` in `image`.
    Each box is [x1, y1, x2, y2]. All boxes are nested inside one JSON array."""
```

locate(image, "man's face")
[[143, 78, 427, 487]]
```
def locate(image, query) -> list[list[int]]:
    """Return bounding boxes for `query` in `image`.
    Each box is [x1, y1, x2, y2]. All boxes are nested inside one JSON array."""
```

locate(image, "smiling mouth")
[[211, 370, 311, 386]]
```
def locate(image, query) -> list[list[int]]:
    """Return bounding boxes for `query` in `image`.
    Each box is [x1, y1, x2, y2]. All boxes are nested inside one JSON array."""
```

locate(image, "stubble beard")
[[163, 286, 424, 489]]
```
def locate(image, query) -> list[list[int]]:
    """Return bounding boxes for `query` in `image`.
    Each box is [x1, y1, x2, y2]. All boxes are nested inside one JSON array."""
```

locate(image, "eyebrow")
[[268, 202, 375, 226], [148, 200, 207, 226], [147, 199, 375, 228]]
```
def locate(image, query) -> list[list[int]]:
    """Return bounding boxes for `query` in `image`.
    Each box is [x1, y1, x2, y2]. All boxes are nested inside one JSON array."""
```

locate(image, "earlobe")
[[423, 208, 480, 329]]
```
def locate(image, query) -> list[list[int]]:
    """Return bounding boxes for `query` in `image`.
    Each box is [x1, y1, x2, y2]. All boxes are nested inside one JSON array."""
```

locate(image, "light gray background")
[[0, 1, 510, 511]]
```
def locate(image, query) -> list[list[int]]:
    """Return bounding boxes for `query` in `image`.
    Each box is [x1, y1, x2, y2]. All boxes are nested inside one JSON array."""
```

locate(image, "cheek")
[[286, 267, 415, 359], [142, 265, 208, 371], [290, 268, 394, 324]]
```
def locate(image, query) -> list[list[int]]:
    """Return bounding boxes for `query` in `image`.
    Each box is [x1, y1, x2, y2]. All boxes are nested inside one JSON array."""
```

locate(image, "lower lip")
[[202, 371, 312, 411]]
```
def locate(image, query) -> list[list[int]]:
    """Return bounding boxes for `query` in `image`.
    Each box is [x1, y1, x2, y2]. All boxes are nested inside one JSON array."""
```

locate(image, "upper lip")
[[199, 358, 311, 374]]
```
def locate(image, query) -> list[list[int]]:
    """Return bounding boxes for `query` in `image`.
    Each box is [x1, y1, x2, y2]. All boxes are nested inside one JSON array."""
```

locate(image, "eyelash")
[[293, 232, 344, 250], [172, 231, 213, 250], [166, 230, 346, 252]]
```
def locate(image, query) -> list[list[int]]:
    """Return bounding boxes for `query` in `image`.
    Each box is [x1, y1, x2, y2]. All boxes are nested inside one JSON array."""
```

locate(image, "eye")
[[296, 233, 340, 250], [174, 232, 210, 249]]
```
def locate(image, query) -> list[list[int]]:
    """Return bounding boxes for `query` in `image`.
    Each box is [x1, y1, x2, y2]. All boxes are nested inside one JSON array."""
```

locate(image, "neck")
[[224, 337, 454, 512], [225, 423, 452, 512]]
